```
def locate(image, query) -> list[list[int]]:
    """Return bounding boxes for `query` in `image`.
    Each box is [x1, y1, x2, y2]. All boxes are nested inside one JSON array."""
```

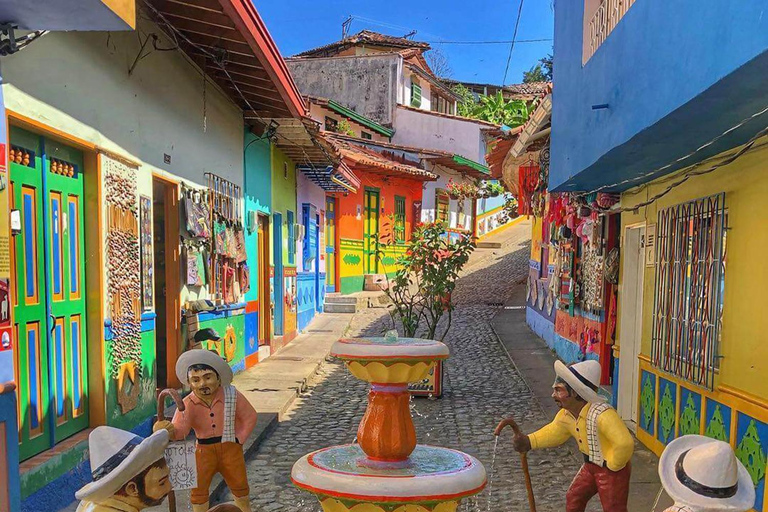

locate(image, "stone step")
[[324, 295, 358, 305], [323, 302, 357, 314]]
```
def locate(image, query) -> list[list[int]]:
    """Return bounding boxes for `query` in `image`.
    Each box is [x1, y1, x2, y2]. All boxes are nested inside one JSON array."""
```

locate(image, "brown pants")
[[191, 442, 249, 505], [566, 462, 631, 512]]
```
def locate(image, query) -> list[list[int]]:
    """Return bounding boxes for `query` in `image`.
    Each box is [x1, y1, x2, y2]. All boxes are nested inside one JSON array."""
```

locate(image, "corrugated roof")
[[324, 133, 437, 180], [294, 30, 429, 58], [306, 96, 395, 137]]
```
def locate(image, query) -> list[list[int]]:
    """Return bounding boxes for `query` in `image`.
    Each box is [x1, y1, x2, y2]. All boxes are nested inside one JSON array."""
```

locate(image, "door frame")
[[618, 222, 646, 429], [272, 212, 284, 336], [363, 187, 380, 275], [325, 196, 338, 292], [151, 174, 181, 390], [257, 213, 271, 344], [7, 112, 103, 455]]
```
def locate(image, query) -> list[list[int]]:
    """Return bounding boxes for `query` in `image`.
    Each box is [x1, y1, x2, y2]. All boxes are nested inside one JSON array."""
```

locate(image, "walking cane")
[[157, 388, 185, 512], [496, 417, 537, 512]]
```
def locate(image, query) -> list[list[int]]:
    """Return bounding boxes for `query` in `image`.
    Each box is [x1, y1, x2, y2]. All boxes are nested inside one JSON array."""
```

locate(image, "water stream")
[[485, 435, 500, 512]]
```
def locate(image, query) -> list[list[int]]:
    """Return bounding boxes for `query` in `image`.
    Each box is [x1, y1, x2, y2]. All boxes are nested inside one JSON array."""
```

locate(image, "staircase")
[[323, 294, 358, 314]]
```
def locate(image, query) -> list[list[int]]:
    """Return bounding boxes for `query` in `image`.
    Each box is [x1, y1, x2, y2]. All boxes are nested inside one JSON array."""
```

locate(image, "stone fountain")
[[292, 334, 487, 512]]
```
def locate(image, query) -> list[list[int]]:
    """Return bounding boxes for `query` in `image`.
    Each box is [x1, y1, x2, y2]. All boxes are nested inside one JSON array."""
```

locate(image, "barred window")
[[651, 193, 727, 390], [394, 195, 406, 243]]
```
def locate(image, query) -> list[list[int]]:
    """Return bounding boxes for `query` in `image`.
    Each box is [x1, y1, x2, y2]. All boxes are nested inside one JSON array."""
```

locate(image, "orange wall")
[[335, 174, 425, 242]]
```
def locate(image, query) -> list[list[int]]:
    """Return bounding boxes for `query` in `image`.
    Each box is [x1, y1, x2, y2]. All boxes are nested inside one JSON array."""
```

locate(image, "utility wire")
[[426, 38, 551, 45], [502, 0, 526, 86]]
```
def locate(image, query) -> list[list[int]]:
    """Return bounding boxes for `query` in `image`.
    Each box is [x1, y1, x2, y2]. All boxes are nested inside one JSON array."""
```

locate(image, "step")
[[324, 295, 359, 305], [323, 302, 357, 314], [477, 241, 503, 249]]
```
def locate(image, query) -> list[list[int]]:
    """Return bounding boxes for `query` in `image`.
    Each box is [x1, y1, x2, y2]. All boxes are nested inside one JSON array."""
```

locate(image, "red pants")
[[566, 462, 631, 512]]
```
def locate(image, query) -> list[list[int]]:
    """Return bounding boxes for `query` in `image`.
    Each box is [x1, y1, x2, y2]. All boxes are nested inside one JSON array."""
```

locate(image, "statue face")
[[140, 460, 171, 507], [552, 382, 580, 410], [188, 367, 221, 399]]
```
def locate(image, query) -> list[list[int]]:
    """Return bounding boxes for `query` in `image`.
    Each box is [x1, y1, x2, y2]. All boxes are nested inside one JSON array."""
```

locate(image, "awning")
[[427, 154, 491, 180], [297, 165, 358, 193]]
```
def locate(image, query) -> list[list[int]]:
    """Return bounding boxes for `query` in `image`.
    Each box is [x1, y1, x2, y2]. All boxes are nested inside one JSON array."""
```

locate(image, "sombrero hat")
[[75, 427, 169, 503], [176, 348, 233, 387], [659, 435, 755, 511], [554, 359, 606, 403]]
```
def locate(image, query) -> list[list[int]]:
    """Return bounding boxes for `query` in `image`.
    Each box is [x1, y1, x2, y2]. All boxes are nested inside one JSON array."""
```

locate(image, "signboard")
[[408, 360, 443, 398], [164, 440, 198, 490]]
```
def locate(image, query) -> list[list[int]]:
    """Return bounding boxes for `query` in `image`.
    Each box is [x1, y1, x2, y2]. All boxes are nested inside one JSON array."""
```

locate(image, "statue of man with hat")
[[154, 349, 258, 512], [75, 426, 172, 511], [495, 360, 635, 512], [658, 434, 755, 512]]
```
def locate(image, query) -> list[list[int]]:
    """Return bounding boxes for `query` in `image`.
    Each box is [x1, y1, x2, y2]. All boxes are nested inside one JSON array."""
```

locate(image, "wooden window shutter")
[[411, 81, 422, 108]]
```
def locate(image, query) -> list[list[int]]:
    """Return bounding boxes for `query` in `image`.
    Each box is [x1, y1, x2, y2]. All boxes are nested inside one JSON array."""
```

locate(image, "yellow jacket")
[[528, 404, 634, 471]]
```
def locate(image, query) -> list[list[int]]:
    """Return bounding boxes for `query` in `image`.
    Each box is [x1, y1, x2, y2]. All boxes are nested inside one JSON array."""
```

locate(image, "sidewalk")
[[491, 284, 672, 512]]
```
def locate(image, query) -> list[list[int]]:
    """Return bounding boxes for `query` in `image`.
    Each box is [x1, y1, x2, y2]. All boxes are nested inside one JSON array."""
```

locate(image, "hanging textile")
[[184, 190, 211, 238], [518, 164, 540, 215]]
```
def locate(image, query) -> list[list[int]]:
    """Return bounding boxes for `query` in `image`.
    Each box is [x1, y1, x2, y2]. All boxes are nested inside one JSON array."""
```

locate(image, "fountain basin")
[[332, 337, 449, 384], [291, 444, 486, 512]]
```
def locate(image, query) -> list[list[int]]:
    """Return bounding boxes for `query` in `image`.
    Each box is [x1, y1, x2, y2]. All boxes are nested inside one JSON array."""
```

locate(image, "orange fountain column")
[[357, 383, 416, 462]]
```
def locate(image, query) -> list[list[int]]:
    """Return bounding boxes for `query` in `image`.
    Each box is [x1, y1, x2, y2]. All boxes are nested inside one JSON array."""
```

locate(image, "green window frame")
[[361, 131, 372, 140], [287, 210, 295, 265], [436, 189, 450, 227], [394, 195, 406, 243], [410, 80, 422, 108]]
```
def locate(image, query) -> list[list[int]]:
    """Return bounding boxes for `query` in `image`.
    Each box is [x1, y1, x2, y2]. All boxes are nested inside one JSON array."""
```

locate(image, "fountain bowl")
[[291, 443, 486, 512]]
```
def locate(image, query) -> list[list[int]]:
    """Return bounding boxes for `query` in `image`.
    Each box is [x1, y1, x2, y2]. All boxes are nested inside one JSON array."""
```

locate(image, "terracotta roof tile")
[[323, 133, 437, 180], [294, 30, 429, 58]]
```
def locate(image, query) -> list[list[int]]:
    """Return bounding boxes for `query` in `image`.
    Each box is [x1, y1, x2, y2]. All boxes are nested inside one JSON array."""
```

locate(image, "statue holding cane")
[[496, 360, 635, 512]]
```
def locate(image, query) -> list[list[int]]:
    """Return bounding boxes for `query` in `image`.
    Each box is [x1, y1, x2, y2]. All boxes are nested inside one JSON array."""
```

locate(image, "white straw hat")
[[75, 426, 169, 503], [659, 435, 755, 511], [554, 359, 606, 403], [176, 348, 233, 387]]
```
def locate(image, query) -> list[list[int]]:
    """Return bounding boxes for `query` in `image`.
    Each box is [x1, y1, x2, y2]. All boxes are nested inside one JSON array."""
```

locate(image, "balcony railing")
[[586, 0, 636, 61]]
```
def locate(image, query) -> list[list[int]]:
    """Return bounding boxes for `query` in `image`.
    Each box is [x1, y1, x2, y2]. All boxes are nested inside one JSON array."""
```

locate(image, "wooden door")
[[363, 189, 380, 275], [257, 215, 270, 343], [10, 127, 88, 460], [325, 197, 336, 292]]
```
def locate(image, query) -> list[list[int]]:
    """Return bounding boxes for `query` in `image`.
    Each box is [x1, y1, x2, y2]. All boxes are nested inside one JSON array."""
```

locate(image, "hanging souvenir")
[[214, 220, 228, 256], [186, 247, 200, 286], [239, 263, 250, 294], [184, 190, 211, 238], [196, 248, 207, 286], [225, 225, 237, 259], [234, 228, 247, 263]]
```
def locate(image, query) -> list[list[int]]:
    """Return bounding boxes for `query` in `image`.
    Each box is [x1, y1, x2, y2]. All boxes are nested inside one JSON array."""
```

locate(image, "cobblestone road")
[[239, 222, 586, 511]]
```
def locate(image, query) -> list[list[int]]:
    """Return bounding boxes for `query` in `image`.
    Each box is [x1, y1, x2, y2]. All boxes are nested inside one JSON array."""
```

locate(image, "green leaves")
[[375, 222, 476, 340], [455, 90, 531, 128]]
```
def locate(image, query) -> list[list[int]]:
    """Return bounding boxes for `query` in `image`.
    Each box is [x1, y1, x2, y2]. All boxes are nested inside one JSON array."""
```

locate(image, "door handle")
[[50, 314, 56, 332]]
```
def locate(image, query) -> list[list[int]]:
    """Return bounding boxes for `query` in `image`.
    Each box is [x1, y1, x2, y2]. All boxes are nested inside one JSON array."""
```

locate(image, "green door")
[[10, 127, 89, 461], [363, 189, 380, 274]]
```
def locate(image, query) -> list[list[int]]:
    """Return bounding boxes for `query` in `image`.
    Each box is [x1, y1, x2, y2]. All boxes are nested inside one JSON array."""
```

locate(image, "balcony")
[[584, 0, 636, 63]]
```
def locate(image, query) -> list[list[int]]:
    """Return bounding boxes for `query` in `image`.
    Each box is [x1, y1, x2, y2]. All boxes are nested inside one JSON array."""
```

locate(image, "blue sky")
[[254, 0, 554, 86]]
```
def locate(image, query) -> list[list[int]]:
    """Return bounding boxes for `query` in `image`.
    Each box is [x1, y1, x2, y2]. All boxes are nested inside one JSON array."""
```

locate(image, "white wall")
[[420, 166, 473, 232], [402, 68, 432, 111], [392, 106, 486, 163], [307, 103, 388, 142], [1, 20, 243, 187]]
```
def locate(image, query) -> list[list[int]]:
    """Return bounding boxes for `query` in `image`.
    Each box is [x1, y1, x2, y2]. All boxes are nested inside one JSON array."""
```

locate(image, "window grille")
[[394, 196, 406, 242], [651, 193, 727, 390]]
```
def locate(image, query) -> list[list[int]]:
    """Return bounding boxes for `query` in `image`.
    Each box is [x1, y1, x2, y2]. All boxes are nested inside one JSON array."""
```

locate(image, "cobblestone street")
[[238, 221, 588, 511]]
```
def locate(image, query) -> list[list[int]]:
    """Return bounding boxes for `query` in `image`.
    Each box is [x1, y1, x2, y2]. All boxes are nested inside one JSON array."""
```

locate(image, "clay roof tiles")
[[293, 30, 430, 58]]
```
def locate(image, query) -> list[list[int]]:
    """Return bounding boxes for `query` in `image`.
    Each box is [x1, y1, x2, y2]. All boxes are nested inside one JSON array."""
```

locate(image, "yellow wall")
[[618, 137, 768, 399], [530, 215, 543, 261]]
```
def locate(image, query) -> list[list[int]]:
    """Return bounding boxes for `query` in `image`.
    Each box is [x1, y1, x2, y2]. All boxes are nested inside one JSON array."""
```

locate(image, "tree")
[[426, 48, 453, 79], [523, 64, 548, 83], [540, 53, 553, 81]]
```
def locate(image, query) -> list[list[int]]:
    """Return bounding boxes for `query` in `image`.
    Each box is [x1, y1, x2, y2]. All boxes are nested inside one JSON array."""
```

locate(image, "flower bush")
[[446, 179, 479, 200], [376, 222, 475, 340]]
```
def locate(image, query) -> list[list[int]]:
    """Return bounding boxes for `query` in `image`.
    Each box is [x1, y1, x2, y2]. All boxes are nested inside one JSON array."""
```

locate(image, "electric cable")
[[502, 0, 526, 86]]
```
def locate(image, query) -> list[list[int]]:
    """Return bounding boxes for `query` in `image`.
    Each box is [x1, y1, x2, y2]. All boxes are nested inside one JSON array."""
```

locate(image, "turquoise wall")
[[244, 130, 272, 303]]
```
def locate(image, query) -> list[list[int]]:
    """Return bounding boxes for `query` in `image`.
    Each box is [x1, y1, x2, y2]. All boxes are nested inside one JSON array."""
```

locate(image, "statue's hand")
[[153, 420, 175, 437], [512, 432, 532, 453]]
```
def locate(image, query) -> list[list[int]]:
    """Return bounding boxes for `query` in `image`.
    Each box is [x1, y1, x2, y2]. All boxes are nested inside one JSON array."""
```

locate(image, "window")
[[287, 210, 295, 265], [283, 161, 288, 180], [325, 116, 338, 133], [430, 92, 455, 115], [651, 193, 727, 390], [436, 189, 450, 227], [410, 79, 422, 108], [394, 196, 406, 243], [361, 131, 372, 140]]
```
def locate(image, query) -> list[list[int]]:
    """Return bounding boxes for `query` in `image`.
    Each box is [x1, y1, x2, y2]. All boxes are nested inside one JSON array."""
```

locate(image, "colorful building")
[[549, 1, 768, 510], [0, 0, 314, 508]]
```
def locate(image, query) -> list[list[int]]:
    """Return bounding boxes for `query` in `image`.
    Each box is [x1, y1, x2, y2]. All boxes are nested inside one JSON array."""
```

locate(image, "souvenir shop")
[[522, 161, 621, 389]]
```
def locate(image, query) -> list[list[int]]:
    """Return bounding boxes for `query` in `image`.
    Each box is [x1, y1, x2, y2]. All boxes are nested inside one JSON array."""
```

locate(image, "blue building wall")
[[243, 130, 272, 362], [551, 0, 768, 192]]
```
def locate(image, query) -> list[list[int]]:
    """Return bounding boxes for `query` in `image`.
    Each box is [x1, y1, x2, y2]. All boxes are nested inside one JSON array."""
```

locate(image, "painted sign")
[[408, 361, 443, 398], [165, 440, 198, 490]]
